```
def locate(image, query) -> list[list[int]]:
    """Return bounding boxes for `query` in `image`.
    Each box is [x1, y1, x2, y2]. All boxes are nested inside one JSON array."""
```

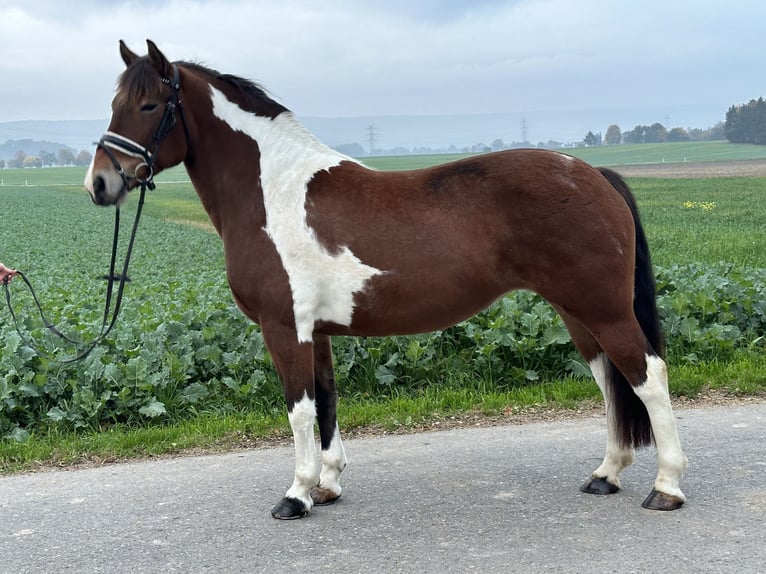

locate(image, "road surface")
[[2, 402, 765, 573]]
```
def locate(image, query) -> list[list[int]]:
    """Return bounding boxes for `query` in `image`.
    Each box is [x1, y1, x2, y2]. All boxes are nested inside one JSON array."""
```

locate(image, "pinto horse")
[[85, 40, 687, 519]]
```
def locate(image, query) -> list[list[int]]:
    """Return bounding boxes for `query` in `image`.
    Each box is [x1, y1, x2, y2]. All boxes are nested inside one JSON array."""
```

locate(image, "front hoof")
[[580, 476, 620, 495], [271, 497, 310, 520], [310, 486, 341, 506], [641, 489, 685, 511]]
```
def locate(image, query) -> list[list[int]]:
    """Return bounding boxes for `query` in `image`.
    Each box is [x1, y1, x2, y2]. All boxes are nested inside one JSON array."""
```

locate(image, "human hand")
[[0, 263, 18, 284]]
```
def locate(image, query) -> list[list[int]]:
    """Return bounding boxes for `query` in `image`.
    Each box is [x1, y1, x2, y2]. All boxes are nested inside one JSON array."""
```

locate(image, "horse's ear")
[[119, 40, 139, 67], [146, 39, 172, 78]]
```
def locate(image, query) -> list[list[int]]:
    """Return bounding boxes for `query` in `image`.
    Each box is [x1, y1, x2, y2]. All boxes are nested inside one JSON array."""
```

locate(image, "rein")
[[2, 64, 186, 363], [3, 185, 146, 363]]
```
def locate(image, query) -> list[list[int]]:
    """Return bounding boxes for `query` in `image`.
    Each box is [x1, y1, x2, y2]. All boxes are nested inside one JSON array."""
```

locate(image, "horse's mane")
[[117, 59, 288, 118], [184, 61, 289, 118]]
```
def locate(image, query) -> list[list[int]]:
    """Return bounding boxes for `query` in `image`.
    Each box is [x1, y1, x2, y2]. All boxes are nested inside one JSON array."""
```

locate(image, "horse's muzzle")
[[85, 165, 129, 206]]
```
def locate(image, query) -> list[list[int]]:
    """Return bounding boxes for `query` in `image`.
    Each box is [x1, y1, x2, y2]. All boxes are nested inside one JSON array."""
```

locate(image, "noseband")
[[97, 64, 188, 192]]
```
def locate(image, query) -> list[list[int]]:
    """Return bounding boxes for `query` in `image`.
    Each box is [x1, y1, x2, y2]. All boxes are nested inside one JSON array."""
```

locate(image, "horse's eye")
[[140, 103, 158, 112]]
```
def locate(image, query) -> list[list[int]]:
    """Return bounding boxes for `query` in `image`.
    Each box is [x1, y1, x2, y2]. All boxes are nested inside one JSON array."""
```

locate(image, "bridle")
[[3, 64, 189, 363], [97, 64, 189, 193]]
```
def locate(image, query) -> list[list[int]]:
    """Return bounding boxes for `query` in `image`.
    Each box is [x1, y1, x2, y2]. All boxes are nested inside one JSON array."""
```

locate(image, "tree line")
[[0, 148, 93, 169], [724, 98, 766, 144], [584, 122, 725, 146]]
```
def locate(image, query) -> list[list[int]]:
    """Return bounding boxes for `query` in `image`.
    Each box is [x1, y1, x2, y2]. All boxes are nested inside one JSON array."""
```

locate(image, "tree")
[[9, 150, 27, 169], [666, 127, 690, 142], [624, 125, 645, 144], [40, 150, 57, 166], [583, 131, 601, 146], [491, 138, 505, 151], [644, 123, 667, 143], [23, 156, 43, 168], [75, 150, 93, 167], [726, 98, 766, 144], [604, 124, 622, 145], [57, 148, 76, 165]]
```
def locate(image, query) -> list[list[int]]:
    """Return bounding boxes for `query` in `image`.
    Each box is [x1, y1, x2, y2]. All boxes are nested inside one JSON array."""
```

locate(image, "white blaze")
[[209, 85, 383, 343]]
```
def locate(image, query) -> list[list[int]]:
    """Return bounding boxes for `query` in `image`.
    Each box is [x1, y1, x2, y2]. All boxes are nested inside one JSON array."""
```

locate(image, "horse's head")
[[85, 40, 189, 205]]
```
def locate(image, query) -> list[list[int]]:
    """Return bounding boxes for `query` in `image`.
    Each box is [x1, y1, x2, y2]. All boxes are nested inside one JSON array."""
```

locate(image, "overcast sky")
[[1, 0, 764, 136]]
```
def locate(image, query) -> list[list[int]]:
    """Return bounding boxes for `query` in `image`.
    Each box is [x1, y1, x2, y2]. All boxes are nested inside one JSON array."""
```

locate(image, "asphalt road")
[[2, 402, 765, 574]]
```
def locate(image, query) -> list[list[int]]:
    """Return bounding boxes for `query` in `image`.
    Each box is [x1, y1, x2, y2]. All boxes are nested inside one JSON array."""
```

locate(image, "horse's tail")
[[598, 167, 663, 448]]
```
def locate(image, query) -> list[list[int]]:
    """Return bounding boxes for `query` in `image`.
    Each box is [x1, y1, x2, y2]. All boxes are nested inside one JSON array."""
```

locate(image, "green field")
[[361, 141, 766, 171], [0, 144, 764, 469]]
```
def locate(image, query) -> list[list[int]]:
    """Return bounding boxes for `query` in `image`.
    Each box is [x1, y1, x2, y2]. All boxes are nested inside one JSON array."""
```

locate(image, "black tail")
[[598, 167, 663, 448]]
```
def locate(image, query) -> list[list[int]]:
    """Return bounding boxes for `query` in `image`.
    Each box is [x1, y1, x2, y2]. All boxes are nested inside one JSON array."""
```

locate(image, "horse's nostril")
[[93, 175, 106, 197], [90, 175, 110, 205]]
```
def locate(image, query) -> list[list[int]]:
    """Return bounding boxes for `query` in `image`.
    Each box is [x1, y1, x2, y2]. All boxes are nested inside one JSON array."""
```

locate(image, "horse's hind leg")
[[630, 353, 688, 510], [556, 310, 636, 495], [310, 334, 348, 506], [589, 318, 688, 510], [580, 352, 637, 494]]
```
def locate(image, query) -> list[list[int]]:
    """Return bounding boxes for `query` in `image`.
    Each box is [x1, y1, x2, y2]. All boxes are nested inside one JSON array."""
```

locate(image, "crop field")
[[0, 146, 764, 463]]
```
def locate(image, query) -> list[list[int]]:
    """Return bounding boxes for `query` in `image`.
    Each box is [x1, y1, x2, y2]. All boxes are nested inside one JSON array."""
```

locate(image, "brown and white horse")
[[85, 40, 687, 519]]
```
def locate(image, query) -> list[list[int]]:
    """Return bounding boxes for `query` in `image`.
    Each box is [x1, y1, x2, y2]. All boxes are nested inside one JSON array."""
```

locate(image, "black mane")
[[117, 58, 288, 119], [182, 61, 289, 119]]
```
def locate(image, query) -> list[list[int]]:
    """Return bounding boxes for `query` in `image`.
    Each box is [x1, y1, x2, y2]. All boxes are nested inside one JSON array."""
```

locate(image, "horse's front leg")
[[262, 322, 319, 520], [310, 334, 348, 506]]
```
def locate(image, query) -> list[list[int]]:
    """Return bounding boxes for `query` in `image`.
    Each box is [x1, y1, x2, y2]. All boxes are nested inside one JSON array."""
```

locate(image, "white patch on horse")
[[209, 85, 383, 343], [319, 425, 348, 498], [285, 393, 319, 509], [588, 354, 634, 487], [632, 354, 688, 500]]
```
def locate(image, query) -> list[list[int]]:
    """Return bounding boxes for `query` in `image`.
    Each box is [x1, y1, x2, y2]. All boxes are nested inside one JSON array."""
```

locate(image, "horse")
[[85, 40, 687, 520]]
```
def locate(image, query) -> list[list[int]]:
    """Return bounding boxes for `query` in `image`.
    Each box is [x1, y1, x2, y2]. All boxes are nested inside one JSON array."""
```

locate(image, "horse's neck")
[[185, 85, 358, 236]]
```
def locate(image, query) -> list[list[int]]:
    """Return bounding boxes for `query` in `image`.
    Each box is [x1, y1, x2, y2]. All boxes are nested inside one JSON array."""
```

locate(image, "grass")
[[1, 145, 765, 472], [4, 350, 763, 472], [634, 177, 766, 268]]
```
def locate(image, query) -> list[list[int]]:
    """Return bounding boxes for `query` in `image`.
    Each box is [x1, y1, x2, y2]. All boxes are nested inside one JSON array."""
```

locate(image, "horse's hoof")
[[641, 489, 685, 511], [310, 486, 341, 506], [270, 497, 310, 520], [580, 476, 620, 495]]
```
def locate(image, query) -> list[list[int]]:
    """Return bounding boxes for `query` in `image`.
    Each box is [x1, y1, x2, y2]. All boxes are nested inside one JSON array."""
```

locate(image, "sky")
[[1, 0, 765, 144]]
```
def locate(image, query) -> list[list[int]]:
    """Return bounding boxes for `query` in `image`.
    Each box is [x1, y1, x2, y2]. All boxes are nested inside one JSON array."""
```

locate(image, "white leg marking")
[[633, 354, 688, 500], [589, 354, 635, 487], [209, 86, 384, 343], [318, 425, 348, 497], [285, 394, 319, 509]]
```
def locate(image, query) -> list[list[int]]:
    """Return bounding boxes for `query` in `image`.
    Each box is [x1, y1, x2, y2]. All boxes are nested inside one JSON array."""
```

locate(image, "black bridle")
[[97, 64, 188, 192], [3, 65, 187, 363]]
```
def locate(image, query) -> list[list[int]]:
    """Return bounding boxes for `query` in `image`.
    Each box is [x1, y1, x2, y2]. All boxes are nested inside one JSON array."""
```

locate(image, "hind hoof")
[[310, 486, 341, 506], [271, 496, 310, 520], [580, 476, 620, 495], [641, 488, 685, 511]]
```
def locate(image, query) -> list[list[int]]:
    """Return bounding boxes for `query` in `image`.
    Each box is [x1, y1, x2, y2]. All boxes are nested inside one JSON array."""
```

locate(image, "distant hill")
[[0, 120, 107, 158], [0, 138, 75, 161]]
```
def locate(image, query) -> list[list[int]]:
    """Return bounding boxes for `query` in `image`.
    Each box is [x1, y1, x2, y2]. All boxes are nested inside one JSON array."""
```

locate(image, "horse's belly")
[[321, 273, 513, 337]]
